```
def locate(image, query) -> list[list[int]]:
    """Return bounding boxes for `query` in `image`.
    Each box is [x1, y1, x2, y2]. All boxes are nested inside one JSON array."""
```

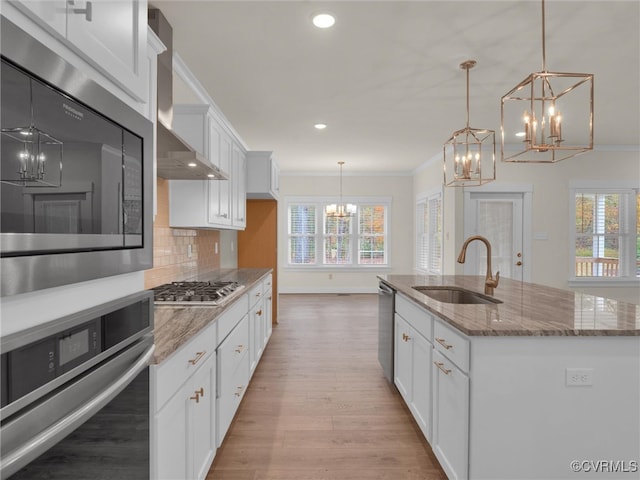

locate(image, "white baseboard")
[[279, 286, 378, 294]]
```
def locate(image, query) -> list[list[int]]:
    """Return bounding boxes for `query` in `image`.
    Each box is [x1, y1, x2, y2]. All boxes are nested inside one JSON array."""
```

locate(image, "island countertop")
[[152, 268, 271, 364], [378, 274, 640, 337]]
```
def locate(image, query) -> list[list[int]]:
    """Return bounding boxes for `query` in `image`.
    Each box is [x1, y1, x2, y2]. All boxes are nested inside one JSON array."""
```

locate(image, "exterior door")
[[463, 188, 531, 281]]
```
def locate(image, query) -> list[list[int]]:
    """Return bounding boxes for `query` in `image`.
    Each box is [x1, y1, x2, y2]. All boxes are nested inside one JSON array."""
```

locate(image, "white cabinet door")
[[190, 353, 216, 480], [432, 349, 469, 480], [264, 282, 273, 342], [155, 383, 189, 480], [232, 144, 246, 228], [66, 0, 147, 100], [208, 131, 232, 226], [249, 298, 264, 375], [394, 315, 413, 402], [411, 332, 432, 443], [10, 0, 67, 36]]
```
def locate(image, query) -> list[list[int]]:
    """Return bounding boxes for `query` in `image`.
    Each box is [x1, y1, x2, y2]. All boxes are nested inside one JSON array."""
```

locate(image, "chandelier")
[[443, 60, 496, 187], [501, 0, 594, 163], [326, 161, 356, 217]]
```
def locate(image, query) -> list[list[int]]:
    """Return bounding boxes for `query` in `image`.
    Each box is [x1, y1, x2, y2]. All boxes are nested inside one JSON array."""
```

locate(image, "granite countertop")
[[153, 268, 271, 364], [379, 274, 640, 337]]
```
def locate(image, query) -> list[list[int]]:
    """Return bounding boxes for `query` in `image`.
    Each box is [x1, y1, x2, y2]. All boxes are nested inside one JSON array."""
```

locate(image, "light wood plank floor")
[[207, 294, 446, 480]]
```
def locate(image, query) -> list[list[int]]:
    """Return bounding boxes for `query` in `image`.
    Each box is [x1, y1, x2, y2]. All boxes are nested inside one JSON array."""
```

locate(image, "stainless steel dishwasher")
[[377, 281, 396, 383]]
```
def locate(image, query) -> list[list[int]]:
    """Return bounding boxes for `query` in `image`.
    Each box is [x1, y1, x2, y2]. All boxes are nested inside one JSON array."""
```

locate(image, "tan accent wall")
[[144, 178, 220, 289]]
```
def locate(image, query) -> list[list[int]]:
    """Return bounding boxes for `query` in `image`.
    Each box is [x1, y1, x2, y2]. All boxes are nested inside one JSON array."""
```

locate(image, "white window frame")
[[415, 187, 443, 274], [285, 196, 391, 270], [569, 180, 639, 287]]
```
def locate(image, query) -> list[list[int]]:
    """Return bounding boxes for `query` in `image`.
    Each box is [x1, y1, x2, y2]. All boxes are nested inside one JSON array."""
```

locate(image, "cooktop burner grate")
[[152, 281, 244, 305]]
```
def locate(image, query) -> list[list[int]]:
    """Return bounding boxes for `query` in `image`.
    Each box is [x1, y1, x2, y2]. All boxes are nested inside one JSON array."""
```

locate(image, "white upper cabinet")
[[246, 151, 280, 200], [170, 104, 246, 230], [9, 0, 148, 101]]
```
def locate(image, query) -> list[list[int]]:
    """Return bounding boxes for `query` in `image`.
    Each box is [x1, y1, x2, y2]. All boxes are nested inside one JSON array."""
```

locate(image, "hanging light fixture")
[[501, 0, 594, 163], [1, 76, 63, 188], [326, 161, 356, 217], [443, 60, 496, 187]]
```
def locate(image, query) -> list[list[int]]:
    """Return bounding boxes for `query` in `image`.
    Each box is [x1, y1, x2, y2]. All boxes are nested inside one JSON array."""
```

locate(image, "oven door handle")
[[0, 343, 155, 480]]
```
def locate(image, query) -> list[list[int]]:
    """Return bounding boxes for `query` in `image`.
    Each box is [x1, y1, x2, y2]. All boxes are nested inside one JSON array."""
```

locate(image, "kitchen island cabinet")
[[382, 274, 639, 480]]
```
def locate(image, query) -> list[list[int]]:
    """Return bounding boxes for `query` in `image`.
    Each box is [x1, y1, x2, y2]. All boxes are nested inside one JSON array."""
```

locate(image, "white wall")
[[278, 173, 413, 293], [414, 149, 640, 303]]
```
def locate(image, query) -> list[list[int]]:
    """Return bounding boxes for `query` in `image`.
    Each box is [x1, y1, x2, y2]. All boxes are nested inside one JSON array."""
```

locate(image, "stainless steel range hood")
[[156, 122, 228, 180], [149, 8, 228, 180]]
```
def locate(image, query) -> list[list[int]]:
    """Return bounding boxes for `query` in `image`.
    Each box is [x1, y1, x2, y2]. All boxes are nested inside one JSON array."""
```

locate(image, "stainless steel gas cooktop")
[[152, 281, 244, 306]]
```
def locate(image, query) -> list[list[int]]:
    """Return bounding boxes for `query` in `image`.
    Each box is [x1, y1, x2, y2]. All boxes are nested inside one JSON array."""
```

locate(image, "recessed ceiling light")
[[207, 174, 215, 178], [187, 162, 197, 168], [312, 13, 335, 29], [314, 123, 327, 130], [515, 132, 526, 138]]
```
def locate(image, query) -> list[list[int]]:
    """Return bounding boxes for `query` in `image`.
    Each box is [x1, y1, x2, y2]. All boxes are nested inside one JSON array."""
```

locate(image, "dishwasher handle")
[[378, 282, 395, 295]]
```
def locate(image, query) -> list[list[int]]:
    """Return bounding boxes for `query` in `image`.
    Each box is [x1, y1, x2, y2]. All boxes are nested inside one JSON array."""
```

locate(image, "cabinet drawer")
[[433, 320, 469, 373], [396, 294, 433, 341], [217, 316, 249, 392], [248, 283, 263, 308], [217, 293, 249, 344], [154, 322, 217, 412]]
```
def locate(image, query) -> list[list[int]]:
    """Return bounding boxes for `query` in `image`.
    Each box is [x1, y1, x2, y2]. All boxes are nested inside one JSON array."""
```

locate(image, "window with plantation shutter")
[[288, 204, 316, 264], [416, 191, 442, 274], [286, 197, 390, 268], [358, 205, 386, 264], [571, 186, 639, 281]]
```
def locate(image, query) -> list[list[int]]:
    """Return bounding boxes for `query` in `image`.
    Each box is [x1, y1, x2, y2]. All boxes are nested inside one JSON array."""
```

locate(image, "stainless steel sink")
[[412, 286, 503, 305]]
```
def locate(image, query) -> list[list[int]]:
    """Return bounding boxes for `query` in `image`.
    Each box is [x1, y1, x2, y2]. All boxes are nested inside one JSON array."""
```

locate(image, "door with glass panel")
[[463, 191, 528, 281]]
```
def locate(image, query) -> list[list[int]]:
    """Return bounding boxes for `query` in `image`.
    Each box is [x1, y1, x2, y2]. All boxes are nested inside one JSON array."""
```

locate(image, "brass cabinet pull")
[[188, 351, 206, 365], [256, 309, 262, 316], [435, 338, 453, 350], [190, 387, 205, 403], [434, 361, 452, 375], [255, 292, 261, 297], [234, 385, 245, 397], [402, 333, 411, 342], [235, 345, 244, 354], [516, 261, 523, 266]]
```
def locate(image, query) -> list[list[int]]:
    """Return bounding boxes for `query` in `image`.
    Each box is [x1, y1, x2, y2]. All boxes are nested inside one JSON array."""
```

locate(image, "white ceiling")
[[154, 1, 640, 174]]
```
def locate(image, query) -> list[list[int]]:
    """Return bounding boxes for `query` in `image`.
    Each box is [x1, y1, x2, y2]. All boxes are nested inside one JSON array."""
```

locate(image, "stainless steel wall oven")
[[0, 290, 155, 479], [0, 17, 153, 296]]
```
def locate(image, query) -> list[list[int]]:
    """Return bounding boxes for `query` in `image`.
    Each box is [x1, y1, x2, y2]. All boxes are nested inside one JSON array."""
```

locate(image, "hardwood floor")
[[207, 294, 446, 480]]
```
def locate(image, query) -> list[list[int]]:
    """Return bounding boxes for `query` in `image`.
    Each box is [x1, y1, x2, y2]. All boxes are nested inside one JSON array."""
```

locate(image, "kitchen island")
[[379, 274, 639, 480]]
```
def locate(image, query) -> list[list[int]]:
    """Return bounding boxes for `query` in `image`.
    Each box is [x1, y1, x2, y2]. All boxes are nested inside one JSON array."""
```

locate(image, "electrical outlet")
[[566, 368, 593, 386], [214, 242, 219, 255], [187, 244, 193, 258]]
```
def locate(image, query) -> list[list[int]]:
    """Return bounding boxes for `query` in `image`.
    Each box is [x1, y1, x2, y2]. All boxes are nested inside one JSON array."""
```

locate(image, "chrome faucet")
[[457, 235, 500, 295]]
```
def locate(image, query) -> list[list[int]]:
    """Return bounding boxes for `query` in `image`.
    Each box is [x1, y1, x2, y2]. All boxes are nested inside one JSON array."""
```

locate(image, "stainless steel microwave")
[[0, 17, 153, 296]]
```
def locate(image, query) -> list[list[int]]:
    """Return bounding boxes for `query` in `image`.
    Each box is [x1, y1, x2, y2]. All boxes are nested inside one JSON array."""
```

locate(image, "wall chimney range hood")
[[148, 8, 228, 180]]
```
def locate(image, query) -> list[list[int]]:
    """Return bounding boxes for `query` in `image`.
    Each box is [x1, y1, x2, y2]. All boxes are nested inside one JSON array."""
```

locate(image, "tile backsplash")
[[144, 179, 220, 289]]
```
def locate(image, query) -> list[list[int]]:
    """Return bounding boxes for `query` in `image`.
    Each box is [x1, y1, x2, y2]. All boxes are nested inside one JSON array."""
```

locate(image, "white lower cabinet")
[[153, 274, 274, 478], [394, 309, 432, 443], [216, 314, 250, 446], [431, 349, 469, 480], [153, 323, 217, 480]]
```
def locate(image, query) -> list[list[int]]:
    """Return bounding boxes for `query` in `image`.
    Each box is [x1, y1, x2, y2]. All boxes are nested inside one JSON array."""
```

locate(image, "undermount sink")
[[412, 286, 503, 305]]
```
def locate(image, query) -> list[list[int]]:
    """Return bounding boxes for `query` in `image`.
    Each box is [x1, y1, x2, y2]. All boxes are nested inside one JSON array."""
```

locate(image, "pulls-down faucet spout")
[[457, 235, 500, 295]]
